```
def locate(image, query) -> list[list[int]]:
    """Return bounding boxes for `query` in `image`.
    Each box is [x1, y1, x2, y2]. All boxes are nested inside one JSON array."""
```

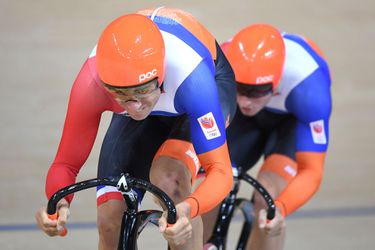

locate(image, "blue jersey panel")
[[282, 34, 332, 152], [295, 119, 330, 152], [286, 70, 331, 152], [175, 60, 226, 154], [286, 71, 331, 122]]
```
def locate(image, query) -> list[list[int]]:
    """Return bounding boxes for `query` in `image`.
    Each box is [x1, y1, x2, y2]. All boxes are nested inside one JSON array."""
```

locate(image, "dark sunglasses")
[[236, 82, 273, 98]]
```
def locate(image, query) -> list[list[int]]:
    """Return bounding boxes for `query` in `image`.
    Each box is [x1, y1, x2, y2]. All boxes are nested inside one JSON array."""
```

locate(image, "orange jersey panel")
[[302, 35, 326, 60], [186, 142, 233, 217], [276, 152, 325, 216]]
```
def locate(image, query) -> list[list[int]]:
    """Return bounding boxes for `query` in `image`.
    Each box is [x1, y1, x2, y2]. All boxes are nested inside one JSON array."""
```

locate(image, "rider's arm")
[[275, 70, 331, 216], [275, 152, 325, 216], [175, 59, 233, 218], [186, 143, 232, 217], [45, 59, 111, 204]]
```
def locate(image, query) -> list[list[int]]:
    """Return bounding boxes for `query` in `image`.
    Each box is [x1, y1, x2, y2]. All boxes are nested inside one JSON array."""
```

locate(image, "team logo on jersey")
[[197, 112, 221, 140], [200, 116, 214, 129], [309, 120, 327, 144], [313, 124, 323, 133]]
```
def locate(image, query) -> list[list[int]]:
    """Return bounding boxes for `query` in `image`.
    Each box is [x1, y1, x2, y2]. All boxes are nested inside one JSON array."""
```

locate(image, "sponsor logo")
[[139, 68, 157, 82], [185, 149, 200, 173], [197, 112, 221, 140], [284, 165, 297, 177], [309, 120, 327, 144], [256, 75, 274, 84]]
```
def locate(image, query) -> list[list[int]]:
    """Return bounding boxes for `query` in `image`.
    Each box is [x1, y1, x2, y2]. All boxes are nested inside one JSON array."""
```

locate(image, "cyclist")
[[35, 7, 236, 250], [202, 24, 332, 250]]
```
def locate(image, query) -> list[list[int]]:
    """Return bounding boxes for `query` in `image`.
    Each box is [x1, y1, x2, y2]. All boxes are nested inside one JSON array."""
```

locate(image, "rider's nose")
[[124, 100, 142, 112]]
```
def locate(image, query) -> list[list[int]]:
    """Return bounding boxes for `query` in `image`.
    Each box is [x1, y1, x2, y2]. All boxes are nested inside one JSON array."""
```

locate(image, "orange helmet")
[[96, 14, 165, 88], [225, 24, 285, 90]]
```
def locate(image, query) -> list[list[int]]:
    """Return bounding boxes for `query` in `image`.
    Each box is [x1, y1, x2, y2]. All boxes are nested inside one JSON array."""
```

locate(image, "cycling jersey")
[[227, 32, 332, 216], [266, 33, 331, 152], [46, 8, 235, 218]]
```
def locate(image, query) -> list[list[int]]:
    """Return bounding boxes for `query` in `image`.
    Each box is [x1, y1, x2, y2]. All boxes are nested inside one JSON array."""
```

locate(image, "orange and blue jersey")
[[263, 33, 331, 216], [83, 9, 225, 153], [46, 8, 233, 217], [266, 33, 332, 153], [223, 31, 331, 216]]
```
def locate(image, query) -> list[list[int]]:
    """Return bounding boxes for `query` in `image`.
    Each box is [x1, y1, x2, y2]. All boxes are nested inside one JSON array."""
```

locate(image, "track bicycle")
[[203, 166, 276, 250], [47, 173, 177, 250]]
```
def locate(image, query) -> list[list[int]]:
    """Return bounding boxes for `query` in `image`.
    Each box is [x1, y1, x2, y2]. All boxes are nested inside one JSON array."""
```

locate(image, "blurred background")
[[1, 0, 374, 249]]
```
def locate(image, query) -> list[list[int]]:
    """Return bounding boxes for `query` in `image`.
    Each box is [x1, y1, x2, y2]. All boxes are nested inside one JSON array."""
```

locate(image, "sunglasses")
[[103, 78, 160, 100], [236, 82, 273, 98]]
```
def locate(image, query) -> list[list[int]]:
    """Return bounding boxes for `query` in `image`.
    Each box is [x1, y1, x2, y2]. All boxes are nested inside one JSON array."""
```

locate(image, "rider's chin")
[[129, 110, 150, 121]]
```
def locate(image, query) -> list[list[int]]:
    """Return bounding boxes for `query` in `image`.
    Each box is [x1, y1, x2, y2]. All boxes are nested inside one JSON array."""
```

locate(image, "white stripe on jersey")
[[152, 30, 203, 114], [266, 38, 319, 112]]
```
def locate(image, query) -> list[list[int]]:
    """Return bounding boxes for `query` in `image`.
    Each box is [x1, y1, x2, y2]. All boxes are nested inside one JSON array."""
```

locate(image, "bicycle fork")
[[118, 210, 138, 250], [117, 174, 141, 250]]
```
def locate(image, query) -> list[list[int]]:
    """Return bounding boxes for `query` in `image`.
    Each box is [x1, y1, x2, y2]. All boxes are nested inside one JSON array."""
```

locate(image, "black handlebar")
[[199, 166, 276, 220], [47, 174, 177, 224], [239, 172, 276, 220]]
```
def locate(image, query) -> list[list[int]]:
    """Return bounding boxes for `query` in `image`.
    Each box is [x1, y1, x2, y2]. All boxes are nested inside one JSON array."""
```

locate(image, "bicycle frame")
[[47, 173, 176, 250], [205, 167, 275, 250]]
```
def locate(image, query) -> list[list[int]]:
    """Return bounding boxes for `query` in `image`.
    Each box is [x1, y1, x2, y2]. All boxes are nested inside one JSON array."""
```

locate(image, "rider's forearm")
[[185, 142, 233, 218], [276, 152, 326, 216], [46, 163, 79, 203]]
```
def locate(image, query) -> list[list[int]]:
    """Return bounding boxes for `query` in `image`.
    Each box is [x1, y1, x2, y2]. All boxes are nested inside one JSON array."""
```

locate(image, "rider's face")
[[237, 93, 273, 116], [103, 78, 161, 120], [236, 83, 273, 117]]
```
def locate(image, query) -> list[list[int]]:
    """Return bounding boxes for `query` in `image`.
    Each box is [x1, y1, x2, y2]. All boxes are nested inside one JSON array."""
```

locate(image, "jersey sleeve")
[[45, 59, 111, 203], [286, 68, 332, 152], [277, 66, 332, 216], [174, 60, 233, 217], [276, 152, 325, 216]]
